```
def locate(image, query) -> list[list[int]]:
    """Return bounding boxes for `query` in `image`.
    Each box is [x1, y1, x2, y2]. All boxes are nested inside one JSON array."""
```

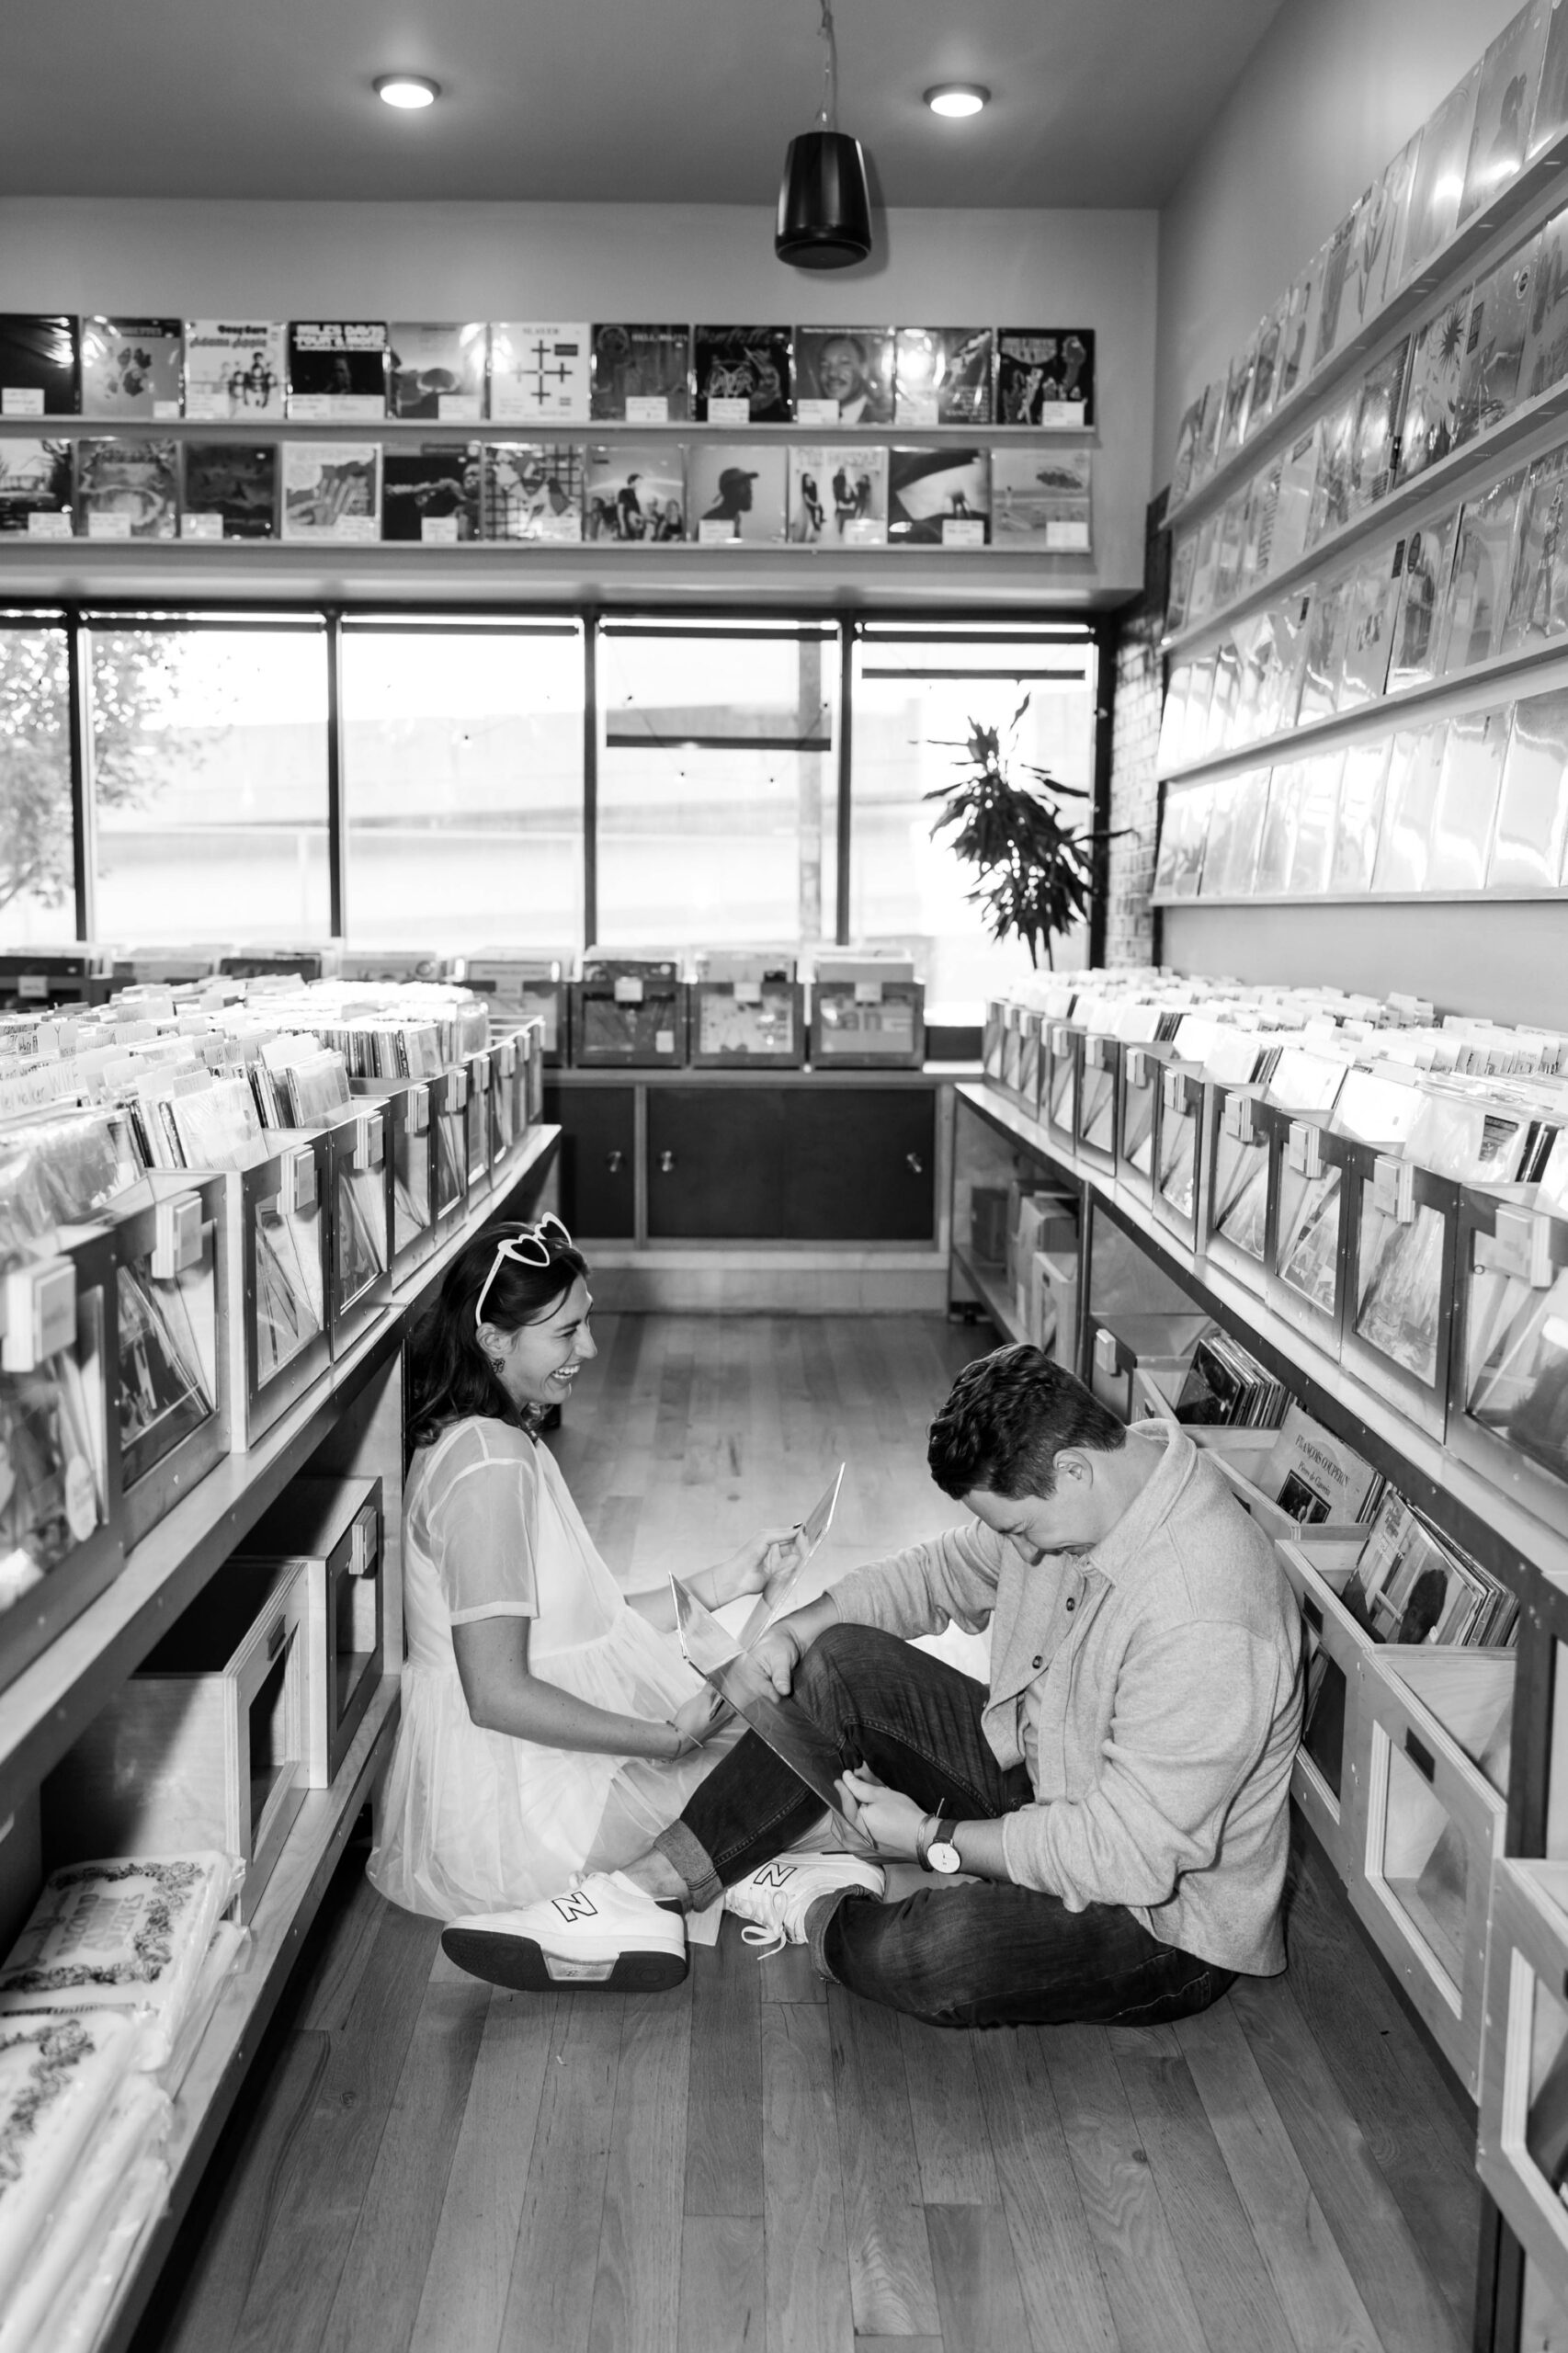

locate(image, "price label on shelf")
[[26, 511, 71, 539], [613, 977, 645, 1004], [87, 511, 133, 539], [854, 981, 885, 1005], [437, 395, 481, 422], [698, 518, 736, 544], [2, 388, 43, 416], [707, 396, 749, 426], [942, 517, 985, 549], [655, 1030, 675, 1054], [153, 399, 182, 419], [186, 392, 228, 421], [180, 513, 223, 540], [1046, 520, 1091, 551], [1037, 402, 1085, 428], [421, 516, 460, 543], [625, 395, 668, 425], [795, 398, 837, 426]]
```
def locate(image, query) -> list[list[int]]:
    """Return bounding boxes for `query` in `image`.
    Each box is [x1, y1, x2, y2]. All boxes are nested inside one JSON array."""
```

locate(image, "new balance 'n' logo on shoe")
[[753, 1861, 798, 1889], [552, 1888, 601, 1922]]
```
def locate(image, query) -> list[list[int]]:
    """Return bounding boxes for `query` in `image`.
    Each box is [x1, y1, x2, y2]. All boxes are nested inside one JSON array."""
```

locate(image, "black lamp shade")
[[775, 130, 873, 268]]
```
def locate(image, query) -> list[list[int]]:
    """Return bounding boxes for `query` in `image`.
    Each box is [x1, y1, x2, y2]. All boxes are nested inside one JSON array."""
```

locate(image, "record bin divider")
[[105, 1170, 232, 1552]]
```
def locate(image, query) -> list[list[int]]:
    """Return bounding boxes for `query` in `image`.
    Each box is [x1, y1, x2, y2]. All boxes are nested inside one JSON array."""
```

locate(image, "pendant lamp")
[[776, 0, 873, 269]]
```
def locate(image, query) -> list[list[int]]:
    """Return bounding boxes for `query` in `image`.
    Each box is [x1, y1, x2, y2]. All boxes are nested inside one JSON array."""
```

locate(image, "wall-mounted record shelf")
[[1165, 119, 1568, 537], [0, 415, 1098, 443], [1162, 367, 1568, 665]]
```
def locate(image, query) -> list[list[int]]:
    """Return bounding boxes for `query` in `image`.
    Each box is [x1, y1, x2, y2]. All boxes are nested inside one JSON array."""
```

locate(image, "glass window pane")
[[0, 623, 75, 948], [90, 624, 330, 943], [596, 623, 838, 950], [850, 628, 1097, 1011], [342, 624, 585, 950]]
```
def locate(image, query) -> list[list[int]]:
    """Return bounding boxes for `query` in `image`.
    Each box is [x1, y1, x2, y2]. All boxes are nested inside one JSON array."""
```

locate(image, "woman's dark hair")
[[408, 1221, 589, 1451], [927, 1343, 1126, 1500]]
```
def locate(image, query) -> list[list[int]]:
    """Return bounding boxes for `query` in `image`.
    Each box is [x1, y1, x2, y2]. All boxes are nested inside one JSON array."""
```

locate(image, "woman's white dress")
[[369, 1415, 735, 1921]]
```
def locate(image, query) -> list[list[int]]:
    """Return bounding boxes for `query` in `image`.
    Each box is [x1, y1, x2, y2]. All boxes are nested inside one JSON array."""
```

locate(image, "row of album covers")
[[1168, 0, 1568, 518], [0, 437, 1094, 551], [1153, 681, 1568, 903], [1160, 424, 1568, 772], [0, 317, 1096, 430], [1168, 185, 1568, 641]]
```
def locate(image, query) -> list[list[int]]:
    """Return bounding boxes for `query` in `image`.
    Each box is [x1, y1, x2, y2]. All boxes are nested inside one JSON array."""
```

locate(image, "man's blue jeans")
[[654, 1622, 1236, 2031]]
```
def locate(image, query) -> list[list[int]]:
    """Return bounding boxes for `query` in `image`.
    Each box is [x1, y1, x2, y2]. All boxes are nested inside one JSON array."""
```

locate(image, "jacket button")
[[1032, 1654, 1043, 1668], [1065, 1597, 1076, 1612]]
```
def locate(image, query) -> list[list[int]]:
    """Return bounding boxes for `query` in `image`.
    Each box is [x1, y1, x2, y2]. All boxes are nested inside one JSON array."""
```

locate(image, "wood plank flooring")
[[131, 1313, 1482, 2353]]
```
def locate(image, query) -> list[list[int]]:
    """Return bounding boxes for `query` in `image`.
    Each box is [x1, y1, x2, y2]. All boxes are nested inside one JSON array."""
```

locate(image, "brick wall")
[[1103, 494, 1168, 966]]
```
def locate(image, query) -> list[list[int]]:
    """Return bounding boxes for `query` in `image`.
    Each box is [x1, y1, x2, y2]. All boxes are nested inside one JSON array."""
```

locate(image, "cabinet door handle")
[[606, 1150, 624, 1174], [658, 1151, 676, 1174], [905, 1152, 925, 1176]]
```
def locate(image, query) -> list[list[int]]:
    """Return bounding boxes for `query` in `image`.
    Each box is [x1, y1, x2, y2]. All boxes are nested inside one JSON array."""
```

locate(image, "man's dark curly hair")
[[927, 1343, 1127, 1500]]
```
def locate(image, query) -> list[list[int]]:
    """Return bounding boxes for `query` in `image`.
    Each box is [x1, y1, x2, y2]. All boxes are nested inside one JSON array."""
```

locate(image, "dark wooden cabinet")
[[647, 1091, 788, 1238], [543, 1083, 636, 1236], [784, 1088, 935, 1241]]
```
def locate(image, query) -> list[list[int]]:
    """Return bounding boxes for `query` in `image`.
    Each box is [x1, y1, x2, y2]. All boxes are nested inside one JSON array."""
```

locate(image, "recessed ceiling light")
[[376, 74, 440, 109], [925, 84, 989, 118]]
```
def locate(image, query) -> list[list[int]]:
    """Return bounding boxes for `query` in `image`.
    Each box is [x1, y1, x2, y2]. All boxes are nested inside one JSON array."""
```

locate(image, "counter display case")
[[233, 1474, 382, 1789], [809, 979, 925, 1069], [1449, 1191, 1568, 1534], [687, 980, 805, 1069], [0, 1226, 121, 1697], [44, 1552, 309, 1924], [573, 963, 686, 1069], [105, 1175, 228, 1550]]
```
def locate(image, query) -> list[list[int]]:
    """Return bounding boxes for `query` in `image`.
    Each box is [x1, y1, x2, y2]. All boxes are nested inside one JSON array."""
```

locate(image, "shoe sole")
[[441, 1926, 688, 1994]]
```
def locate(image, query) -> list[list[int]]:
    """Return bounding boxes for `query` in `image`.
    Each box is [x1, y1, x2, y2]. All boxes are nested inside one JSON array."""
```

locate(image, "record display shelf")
[[1164, 117, 1568, 539], [1161, 364, 1568, 664], [952, 1077, 1568, 1644], [0, 1121, 557, 1836]]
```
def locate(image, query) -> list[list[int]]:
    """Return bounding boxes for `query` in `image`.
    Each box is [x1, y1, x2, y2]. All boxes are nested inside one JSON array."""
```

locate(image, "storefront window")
[[89, 620, 330, 943], [0, 620, 74, 948], [850, 623, 1097, 1013], [595, 620, 839, 950], [341, 621, 585, 950]]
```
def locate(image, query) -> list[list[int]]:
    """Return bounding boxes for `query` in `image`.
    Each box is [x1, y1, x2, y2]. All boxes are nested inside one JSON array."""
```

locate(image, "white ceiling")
[[4, 0, 1288, 209]]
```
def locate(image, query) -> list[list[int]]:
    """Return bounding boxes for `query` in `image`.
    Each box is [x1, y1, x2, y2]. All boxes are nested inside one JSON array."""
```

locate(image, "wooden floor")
[[133, 1313, 1483, 2353]]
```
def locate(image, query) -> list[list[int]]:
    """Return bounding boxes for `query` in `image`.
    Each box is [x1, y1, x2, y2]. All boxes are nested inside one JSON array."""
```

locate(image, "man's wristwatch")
[[918, 1813, 962, 1874]]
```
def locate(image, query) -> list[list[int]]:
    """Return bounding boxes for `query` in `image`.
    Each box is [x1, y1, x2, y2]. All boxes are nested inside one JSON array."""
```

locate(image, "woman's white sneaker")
[[441, 1870, 687, 1992], [724, 1851, 885, 1957]]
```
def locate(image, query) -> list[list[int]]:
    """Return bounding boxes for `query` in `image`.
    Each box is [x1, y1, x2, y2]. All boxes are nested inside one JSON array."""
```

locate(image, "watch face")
[[928, 1841, 962, 1874]]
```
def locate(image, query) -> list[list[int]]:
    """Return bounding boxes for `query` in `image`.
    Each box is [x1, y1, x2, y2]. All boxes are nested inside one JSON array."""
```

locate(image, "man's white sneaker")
[[441, 1870, 687, 1992], [724, 1850, 885, 1958]]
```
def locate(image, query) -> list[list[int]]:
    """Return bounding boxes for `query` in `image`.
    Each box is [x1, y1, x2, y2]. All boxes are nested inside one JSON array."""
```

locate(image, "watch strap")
[[915, 1813, 939, 1871]]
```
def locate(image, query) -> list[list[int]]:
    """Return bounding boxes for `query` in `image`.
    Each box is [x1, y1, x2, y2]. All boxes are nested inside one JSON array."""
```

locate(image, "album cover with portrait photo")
[[995, 329, 1095, 426], [887, 446, 990, 545], [382, 444, 483, 541], [287, 323, 389, 419], [893, 327, 994, 425], [590, 324, 690, 421], [793, 327, 894, 426], [685, 442, 787, 542], [786, 446, 887, 544], [691, 325, 792, 424], [184, 322, 286, 420], [387, 323, 488, 421], [585, 443, 686, 540]]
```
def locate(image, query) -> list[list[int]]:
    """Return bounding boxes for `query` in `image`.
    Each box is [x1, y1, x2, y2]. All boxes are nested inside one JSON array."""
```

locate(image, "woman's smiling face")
[[482, 1274, 597, 1410]]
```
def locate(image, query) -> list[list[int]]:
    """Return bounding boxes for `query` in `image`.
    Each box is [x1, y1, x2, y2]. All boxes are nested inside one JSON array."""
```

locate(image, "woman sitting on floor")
[[368, 1214, 797, 1937]]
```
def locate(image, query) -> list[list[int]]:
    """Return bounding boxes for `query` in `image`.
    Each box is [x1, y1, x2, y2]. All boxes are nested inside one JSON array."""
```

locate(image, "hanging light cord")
[[815, 0, 839, 130]]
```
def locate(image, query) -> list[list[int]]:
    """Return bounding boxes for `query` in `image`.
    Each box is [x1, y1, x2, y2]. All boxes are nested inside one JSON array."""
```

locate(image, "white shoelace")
[[739, 1923, 787, 1959]]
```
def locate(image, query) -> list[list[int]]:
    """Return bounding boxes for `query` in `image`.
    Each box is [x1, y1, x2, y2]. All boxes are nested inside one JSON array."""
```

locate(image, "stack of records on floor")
[[1173, 1327, 1290, 1427], [1339, 1490, 1518, 1648], [0, 1853, 244, 2352]]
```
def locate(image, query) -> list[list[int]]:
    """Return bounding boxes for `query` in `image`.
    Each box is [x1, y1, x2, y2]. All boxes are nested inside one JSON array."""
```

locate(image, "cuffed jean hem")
[[653, 1818, 723, 1914], [805, 1891, 849, 1981]]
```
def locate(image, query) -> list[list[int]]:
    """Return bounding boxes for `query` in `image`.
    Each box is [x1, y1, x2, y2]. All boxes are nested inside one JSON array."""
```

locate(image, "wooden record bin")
[[44, 1552, 309, 1923], [0, 1225, 122, 1698], [1275, 1533, 1378, 1881], [1088, 1312, 1211, 1423], [105, 1172, 230, 1550], [232, 1474, 382, 1789], [1478, 1859, 1568, 2302], [1351, 1643, 1512, 2098]]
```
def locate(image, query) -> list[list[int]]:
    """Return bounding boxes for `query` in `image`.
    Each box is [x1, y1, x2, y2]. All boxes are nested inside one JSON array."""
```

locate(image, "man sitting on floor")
[[443, 1345, 1304, 2028]]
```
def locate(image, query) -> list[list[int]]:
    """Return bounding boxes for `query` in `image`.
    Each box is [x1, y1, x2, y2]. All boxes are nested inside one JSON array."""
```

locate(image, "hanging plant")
[[924, 695, 1122, 970]]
